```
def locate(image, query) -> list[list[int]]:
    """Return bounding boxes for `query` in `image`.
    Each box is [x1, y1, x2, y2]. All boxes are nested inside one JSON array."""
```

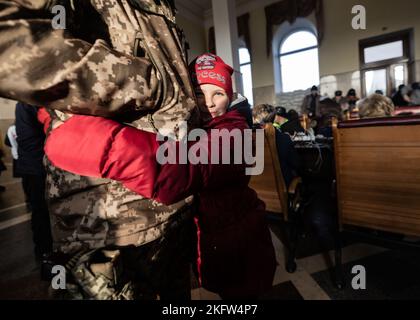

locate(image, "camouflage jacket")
[[0, 0, 198, 253]]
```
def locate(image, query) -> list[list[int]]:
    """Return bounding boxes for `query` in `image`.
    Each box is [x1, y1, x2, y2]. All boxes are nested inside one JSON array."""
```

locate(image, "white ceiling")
[[175, 0, 251, 26], [176, 0, 212, 12], [175, 0, 280, 26]]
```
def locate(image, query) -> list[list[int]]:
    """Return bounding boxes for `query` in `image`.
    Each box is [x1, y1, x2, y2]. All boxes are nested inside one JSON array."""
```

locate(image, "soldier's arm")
[[0, 1, 161, 117], [44, 114, 160, 198]]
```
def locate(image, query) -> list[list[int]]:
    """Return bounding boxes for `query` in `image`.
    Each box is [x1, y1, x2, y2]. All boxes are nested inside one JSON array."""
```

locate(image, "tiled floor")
[[1, 120, 420, 300]]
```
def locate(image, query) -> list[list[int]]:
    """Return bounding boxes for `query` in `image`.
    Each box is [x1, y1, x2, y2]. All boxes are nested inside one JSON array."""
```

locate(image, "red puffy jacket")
[[44, 110, 276, 297]]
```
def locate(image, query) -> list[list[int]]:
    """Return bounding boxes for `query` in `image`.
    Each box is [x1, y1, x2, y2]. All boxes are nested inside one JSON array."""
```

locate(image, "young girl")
[[44, 53, 276, 299]]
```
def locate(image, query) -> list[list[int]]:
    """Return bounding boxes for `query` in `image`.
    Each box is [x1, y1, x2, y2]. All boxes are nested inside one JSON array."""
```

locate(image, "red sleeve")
[[45, 112, 250, 206], [153, 158, 203, 205], [153, 144, 247, 205], [44, 115, 159, 199], [37, 107, 51, 134], [153, 114, 249, 205]]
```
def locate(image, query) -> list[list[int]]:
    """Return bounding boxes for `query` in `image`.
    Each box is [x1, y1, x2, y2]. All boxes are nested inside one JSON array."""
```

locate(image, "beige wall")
[[0, 98, 16, 120], [318, 0, 420, 97], [319, 0, 420, 76], [176, 15, 207, 63], [249, 8, 274, 89]]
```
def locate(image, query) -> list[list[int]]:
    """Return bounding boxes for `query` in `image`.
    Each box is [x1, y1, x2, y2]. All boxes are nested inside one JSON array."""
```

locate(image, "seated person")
[[392, 84, 411, 107], [334, 90, 348, 111], [358, 94, 395, 119], [346, 88, 360, 108], [316, 98, 343, 137], [253, 104, 302, 188], [273, 106, 305, 136], [410, 82, 420, 105]]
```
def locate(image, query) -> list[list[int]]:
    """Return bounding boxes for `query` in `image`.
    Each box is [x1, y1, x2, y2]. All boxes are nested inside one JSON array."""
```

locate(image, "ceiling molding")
[[204, 0, 281, 28], [176, 0, 206, 26]]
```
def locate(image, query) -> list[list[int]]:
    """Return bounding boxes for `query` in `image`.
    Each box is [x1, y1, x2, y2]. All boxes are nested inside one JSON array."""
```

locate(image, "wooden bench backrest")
[[332, 117, 420, 236], [249, 124, 289, 219]]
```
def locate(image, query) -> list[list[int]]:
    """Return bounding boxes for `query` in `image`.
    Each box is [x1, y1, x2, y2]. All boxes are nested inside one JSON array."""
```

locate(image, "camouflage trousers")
[[51, 216, 196, 300]]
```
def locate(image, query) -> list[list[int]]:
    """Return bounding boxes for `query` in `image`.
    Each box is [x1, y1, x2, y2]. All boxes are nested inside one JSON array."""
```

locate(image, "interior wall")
[[176, 15, 207, 63], [319, 0, 420, 76], [318, 0, 420, 97], [0, 98, 16, 120], [187, 0, 420, 108]]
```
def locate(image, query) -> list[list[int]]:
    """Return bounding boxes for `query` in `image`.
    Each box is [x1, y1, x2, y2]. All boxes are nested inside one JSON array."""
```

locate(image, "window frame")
[[272, 18, 319, 96], [278, 29, 319, 93], [239, 46, 254, 105], [359, 29, 414, 97]]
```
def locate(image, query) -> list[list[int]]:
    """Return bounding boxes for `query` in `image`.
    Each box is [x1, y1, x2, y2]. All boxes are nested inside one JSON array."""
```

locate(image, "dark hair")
[[319, 98, 342, 120], [253, 104, 275, 124], [413, 82, 420, 90], [311, 85, 318, 91], [287, 109, 299, 120], [347, 88, 356, 97], [335, 90, 343, 96]]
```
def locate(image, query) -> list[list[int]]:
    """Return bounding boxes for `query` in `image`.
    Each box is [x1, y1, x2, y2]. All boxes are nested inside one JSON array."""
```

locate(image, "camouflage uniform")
[[0, 0, 199, 299]]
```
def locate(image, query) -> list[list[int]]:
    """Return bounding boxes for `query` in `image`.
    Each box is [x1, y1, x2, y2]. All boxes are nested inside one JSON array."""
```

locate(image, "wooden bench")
[[327, 116, 420, 288], [393, 106, 420, 116], [332, 116, 420, 236], [249, 124, 302, 221], [249, 124, 303, 273]]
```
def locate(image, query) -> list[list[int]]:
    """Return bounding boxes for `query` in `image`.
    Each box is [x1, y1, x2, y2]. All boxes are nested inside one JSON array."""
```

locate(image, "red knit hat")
[[189, 53, 234, 100]]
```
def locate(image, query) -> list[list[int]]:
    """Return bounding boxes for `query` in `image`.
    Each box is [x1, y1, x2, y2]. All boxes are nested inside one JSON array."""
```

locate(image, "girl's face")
[[195, 83, 230, 121]]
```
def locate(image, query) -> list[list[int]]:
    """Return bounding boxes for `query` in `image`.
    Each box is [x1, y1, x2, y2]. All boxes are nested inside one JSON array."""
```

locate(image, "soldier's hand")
[[52, 114, 74, 130]]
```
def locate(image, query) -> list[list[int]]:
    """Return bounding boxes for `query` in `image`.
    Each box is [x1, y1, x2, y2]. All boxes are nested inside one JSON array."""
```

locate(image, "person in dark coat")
[[345, 88, 360, 108], [300, 85, 321, 118], [316, 98, 343, 137], [253, 105, 302, 188], [15, 102, 53, 260], [392, 84, 411, 107], [273, 106, 305, 136]]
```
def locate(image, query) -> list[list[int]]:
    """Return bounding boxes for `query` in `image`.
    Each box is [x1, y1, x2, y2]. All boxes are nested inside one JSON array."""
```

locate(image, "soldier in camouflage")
[[0, 0, 199, 299]]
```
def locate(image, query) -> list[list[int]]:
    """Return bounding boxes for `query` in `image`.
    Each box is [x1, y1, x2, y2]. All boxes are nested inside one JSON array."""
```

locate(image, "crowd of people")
[[293, 82, 420, 138], [391, 83, 420, 106]]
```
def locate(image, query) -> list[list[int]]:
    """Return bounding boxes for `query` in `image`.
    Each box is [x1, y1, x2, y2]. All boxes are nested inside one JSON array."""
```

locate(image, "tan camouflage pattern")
[[69, 249, 135, 300], [0, 0, 199, 136], [45, 157, 194, 254], [60, 218, 194, 300], [0, 1, 199, 257]]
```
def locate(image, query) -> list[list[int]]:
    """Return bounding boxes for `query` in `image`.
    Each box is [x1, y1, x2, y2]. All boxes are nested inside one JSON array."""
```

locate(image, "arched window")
[[279, 31, 320, 92], [239, 47, 254, 106]]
